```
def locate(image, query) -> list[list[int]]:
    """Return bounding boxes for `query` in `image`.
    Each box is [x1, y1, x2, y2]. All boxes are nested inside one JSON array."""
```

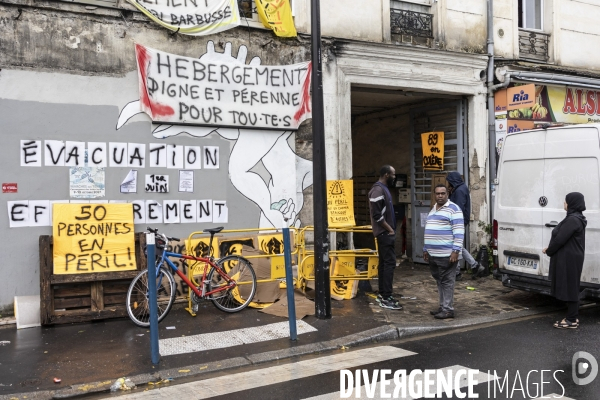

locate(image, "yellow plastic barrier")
[[184, 227, 301, 315], [182, 225, 380, 314], [297, 226, 379, 293]]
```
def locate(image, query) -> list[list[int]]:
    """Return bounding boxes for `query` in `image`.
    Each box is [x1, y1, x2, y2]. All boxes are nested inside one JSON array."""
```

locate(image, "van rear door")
[[496, 130, 546, 275], [542, 126, 600, 283]]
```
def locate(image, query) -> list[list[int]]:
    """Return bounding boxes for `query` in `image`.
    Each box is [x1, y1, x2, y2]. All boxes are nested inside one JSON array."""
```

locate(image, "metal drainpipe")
[[487, 0, 495, 224], [486, 0, 511, 223]]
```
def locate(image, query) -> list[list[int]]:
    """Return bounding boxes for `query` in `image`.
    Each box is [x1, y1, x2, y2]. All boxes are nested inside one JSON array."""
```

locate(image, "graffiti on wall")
[[117, 42, 313, 229]]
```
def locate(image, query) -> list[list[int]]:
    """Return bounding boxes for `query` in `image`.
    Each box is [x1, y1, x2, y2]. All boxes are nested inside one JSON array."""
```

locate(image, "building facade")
[[7, 0, 596, 312]]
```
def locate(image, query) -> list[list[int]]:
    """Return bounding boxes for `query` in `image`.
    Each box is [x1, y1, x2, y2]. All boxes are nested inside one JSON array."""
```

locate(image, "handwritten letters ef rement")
[[135, 44, 312, 129], [52, 204, 137, 275]]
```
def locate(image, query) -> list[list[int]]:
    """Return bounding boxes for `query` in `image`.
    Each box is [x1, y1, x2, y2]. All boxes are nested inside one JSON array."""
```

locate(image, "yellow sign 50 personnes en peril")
[[52, 204, 136, 275]]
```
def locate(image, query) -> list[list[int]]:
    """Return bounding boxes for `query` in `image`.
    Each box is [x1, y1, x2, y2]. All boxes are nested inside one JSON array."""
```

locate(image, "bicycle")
[[126, 227, 257, 327]]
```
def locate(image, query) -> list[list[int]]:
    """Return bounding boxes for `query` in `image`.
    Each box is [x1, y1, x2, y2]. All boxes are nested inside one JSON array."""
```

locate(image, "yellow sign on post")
[[326, 180, 356, 227], [52, 204, 136, 275], [421, 132, 444, 171]]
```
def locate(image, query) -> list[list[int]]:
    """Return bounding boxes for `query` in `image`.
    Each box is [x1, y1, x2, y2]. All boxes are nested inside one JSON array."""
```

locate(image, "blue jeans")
[[457, 246, 478, 275]]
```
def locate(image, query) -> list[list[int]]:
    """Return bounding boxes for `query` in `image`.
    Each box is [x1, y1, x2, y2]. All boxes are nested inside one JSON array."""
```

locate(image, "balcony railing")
[[518, 29, 550, 62], [390, 9, 433, 39]]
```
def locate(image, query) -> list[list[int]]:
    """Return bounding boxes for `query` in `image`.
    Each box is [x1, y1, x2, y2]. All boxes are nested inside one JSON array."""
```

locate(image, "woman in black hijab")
[[543, 192, 587, 329]]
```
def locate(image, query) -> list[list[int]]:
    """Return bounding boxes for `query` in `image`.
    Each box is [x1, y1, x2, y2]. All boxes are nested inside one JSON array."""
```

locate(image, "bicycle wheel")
[[208, 256, 257, 312], [126, 266, 176, 327]]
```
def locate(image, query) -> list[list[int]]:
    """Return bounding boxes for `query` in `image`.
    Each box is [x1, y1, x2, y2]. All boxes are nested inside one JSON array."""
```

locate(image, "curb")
[[3, 305, 568, 400], [394, 305, 563, 339]]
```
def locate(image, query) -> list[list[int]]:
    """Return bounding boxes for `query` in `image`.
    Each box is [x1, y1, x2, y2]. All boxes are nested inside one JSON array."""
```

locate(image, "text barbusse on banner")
[[135, 44, 312, 130], [127, 0, 240, 36], [52, 204, 137, 275]]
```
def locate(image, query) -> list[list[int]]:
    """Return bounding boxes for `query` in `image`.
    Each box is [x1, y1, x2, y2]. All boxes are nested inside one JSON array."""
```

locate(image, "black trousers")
[[566, 301, 579, 322], [376, 233, 396, 298]]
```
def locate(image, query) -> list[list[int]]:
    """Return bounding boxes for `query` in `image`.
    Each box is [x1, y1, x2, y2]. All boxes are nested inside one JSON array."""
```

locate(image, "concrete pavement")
[[0, 260, 573, 400]]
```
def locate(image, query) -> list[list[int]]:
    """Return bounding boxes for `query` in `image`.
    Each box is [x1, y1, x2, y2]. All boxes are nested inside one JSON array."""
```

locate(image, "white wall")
[[492, 0, 600, 71], [554, 0, 600, 71]]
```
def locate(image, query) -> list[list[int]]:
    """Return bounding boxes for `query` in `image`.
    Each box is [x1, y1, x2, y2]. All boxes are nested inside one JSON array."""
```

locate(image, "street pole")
[[311, 0, 331, 319], [146, 233, 160, 365]]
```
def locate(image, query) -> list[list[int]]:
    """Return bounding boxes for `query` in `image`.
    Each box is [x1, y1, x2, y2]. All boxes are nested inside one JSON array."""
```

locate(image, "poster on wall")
[[420, 132, 444, 171], [52, 204, 136, 274], [120, 170, 138, 193], [146, 174, 169, 193], [127, 0, 240, 36], [179, 170, 194, 192], [134, 43, 312, 129], [69, 167, 105, 199], [495, 117, 507, 158], [326, 180, 355, 228]]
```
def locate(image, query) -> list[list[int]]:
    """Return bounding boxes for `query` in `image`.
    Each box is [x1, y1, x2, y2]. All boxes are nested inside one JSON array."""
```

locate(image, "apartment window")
[[518, 0, 543, 30]]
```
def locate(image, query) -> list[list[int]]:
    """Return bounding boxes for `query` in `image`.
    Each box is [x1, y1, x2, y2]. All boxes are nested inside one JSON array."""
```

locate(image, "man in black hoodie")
[[446, 172, 484, 280], [369, 165, 402, 310]]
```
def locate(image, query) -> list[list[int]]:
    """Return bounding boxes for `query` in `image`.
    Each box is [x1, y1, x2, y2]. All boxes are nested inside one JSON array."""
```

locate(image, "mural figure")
[[117, 41, 313, 229]]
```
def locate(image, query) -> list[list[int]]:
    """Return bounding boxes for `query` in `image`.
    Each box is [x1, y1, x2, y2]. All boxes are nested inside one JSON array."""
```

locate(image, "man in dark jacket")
[[369, 165, 402, 310], [446, 172, 483, 280]]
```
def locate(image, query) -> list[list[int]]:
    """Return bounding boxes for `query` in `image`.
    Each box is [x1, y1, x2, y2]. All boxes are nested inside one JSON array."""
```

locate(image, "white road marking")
[[159, 320, 317, 356], [305, 365, 494, 400], [116, 346, 416, 399]]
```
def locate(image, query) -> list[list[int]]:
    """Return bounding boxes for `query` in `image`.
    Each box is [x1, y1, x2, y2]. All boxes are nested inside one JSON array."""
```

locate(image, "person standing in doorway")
[[446, 172, 483, 280], [369, 165, 402, 310], [543, 192, 587, 329], [423, 184, 464, 319]]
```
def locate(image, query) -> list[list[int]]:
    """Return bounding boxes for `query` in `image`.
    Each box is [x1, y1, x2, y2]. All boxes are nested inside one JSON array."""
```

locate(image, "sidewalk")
[[0, 259, 564, 399]]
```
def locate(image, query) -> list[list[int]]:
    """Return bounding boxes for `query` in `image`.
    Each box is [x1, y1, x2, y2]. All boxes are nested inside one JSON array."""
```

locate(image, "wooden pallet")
[[39, 233, 146, 325]]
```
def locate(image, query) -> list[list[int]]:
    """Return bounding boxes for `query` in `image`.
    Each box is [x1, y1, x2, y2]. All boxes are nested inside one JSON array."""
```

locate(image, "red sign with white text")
[[2, 183, 17, 193]]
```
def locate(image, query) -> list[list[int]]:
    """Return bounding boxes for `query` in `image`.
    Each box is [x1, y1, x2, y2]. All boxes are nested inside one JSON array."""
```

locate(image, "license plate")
[[508, 256, 538, 270]]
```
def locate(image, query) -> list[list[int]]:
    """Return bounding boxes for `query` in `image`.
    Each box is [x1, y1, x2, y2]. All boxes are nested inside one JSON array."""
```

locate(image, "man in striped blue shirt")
[[423, 184, 464, 319]]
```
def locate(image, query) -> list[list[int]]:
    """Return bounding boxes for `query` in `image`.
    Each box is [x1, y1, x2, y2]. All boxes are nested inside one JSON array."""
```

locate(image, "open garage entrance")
[[350, 85, 468, 264]]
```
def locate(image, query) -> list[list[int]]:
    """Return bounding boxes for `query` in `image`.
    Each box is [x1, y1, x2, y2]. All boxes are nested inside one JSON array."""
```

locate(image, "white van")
[[493, 124, 600, 300]]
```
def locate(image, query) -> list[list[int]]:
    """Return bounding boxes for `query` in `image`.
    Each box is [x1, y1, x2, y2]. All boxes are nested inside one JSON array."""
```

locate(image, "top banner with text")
[[135, 44, 312, 129], [127, 0, 240, 36]]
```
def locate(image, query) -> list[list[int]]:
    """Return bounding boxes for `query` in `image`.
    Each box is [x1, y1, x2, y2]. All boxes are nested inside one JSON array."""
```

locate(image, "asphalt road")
[[107, 305, 600, 400]]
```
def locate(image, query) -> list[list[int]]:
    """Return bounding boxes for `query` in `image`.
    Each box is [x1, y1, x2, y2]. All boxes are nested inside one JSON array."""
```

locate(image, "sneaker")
[[455, 273, 463, 281], [553, 318, 578, 329], [434, 310, 455, 319], [472, 264, 485, 277], [430, 307, 442, 315], [379, 297, 402, 310], [376, 294, 402, 308]]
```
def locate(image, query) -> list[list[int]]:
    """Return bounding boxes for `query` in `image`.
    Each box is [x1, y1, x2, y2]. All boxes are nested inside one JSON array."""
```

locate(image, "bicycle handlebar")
[[146, 227, 179, 242]]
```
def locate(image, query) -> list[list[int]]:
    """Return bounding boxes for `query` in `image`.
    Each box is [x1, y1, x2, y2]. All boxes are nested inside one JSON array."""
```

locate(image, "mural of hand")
[[200, 41, 261, 66], [270, 198, 297, 227]]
